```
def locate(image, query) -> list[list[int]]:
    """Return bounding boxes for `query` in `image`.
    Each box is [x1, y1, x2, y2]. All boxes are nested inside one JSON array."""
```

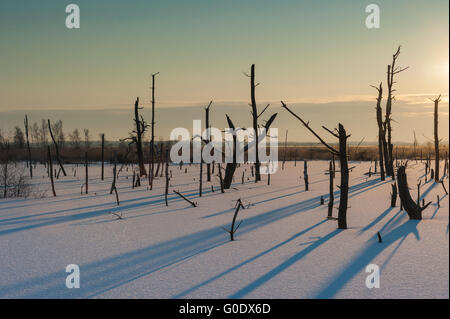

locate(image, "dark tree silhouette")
[[281, 101, 350, 229]]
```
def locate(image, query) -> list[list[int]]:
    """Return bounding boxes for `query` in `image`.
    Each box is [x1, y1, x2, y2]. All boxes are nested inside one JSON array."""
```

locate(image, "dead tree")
[[432, 95, 441, 182], [390, 183, 397, 207], [417, 180, 421, 205], [383, 46, 409, 178], [223, 113, 277, 189], [304, 160, 309, 191], [218, 163, 224, 193], [124, 97, 148, 177], [165, 149, 169, 206], [327, 160, 334, 218], [205, 101, 213, 182], [371, 83, 386, 181], [282, 101, 350, 229], [2, 142, 10, 198], [47, 146, 56, 197], [48, 119, 67, 176], [101, 133, 105, 181], [149, 72, 159, 189], [110, 154, 120, 205], [223, 199, 245, 241], [173, 190, 197, 207], [84, 151, 88, 194], [245, 64, 273, 182], [397, 166, 431, 219], [24, 115, 33, 179]]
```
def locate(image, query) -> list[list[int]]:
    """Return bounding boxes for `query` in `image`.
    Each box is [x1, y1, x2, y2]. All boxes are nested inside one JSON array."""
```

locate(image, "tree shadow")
[[313, 219, 420, 298], [228, 228, 343, 298], [172, 219, 328, 298]]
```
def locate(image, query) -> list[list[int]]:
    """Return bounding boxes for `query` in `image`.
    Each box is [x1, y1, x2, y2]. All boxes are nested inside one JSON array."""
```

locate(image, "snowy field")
[[0, 160, 448, 299]]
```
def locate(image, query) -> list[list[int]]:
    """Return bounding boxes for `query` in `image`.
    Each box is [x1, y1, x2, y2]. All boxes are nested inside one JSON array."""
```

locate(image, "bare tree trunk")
[[205, 101, 212, 182], [373, 83, 385, 181], [101, 133, 105, 181], [2, 143, 9, 198], [165, 148, 169, 206], [218, 163, 224, 193], [85, 151, 88, 194], [397, 166, 431, 219], [133, 98, 147, 177], [225, 199, 245, 241], [250, 64, 260, 182], [47, 146, 56, 197], [24, 115, 33, 179], [304, 160, 309, 191], [281, 101, 349, 229], [328, 160, 334, 218], [149, 73, 159, 189], [391, 183, 397, 207], [433, 95, 441, 182], [337, 124, 349, 229], [48, 119, 67, 176]]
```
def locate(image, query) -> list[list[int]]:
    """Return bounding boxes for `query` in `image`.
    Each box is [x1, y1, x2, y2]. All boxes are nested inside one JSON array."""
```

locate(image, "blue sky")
[[0, 0, 448, 142]]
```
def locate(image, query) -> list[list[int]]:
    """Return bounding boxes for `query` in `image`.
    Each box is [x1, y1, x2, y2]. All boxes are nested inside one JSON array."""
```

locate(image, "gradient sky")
[[0, 0, 448, 143]]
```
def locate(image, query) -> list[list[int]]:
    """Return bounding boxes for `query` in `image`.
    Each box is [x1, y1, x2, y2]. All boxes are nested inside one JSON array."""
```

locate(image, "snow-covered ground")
[[0, 161, 448, 299]]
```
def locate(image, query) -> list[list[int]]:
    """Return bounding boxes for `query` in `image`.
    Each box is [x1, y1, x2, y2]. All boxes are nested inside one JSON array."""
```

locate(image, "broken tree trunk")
[[165, 149, 169, 206], [24, 115, 33, 179], [85, 151, 88, 194], [281, 101, 349, 229], [250, 64, 261, 182], [373, 83, 385, 181], [149, 72, 159, 189], [304, 160, 309, 191], [101, 133, 105, 181], [397, 166, 431, 220], [433, 95, 441, 182], [391, 183, 397, 207], [48, 119, 67, 176], [133, 97, 147, 177], [328, 160, 334, 218], [47, 146, 56, 197], [205, 101, 212, 182], [224, 199, 245, 241], [173, 190, 197, 207]]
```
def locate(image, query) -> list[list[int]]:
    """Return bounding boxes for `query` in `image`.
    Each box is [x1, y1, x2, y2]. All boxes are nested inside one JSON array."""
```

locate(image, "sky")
[[0, 0, 448, 143]]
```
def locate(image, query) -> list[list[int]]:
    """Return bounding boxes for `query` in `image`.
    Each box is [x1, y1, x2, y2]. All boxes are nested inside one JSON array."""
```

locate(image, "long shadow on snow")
[[313, 219, 420, 298], [0, 179, 387, 298]]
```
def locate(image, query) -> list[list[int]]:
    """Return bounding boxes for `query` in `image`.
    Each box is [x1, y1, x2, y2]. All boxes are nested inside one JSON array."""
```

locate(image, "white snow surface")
[[0, 161, 448, 299]]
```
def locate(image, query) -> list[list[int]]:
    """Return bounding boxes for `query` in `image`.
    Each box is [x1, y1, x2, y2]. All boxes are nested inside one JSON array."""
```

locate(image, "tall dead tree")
[[282, 101, 350, 229], [205, 101, 213, 182], [432, 95, 441, 182], [101, 133, 105, 181], [165, 148, 169, 206], [327, 160, 334, 218], [246, 64, 271, 182], [371, 83, 385, 181], [149, 72, 159, 189], [48, 119, 67, 176], [125, 97, 148, 177], [2, 142, 10, 198], [24, 115, 33, 179], [47, 145, 56, 197], [383, 46, 409, 178], [84, 151, 88, 194]]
